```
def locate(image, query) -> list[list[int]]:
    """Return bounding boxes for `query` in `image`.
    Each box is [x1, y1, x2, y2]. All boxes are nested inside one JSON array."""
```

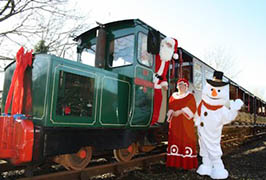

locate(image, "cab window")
[[137, 32, 153, 67], [109, 35, 134, 68], [81, 45, 96, 67]]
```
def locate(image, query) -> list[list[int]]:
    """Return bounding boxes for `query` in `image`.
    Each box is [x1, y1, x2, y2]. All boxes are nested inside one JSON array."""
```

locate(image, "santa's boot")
[[210, 157, 228, 179], [197, 157, 212, 176]]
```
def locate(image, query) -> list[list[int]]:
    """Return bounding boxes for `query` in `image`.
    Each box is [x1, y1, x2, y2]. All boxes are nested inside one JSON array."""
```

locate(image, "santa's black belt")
[[155, 74, 163, 80]]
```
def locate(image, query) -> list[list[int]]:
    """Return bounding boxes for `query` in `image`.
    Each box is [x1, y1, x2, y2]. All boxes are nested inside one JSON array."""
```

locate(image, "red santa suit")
[[151, 37, 178, 125], [166, 79, 198, 169]]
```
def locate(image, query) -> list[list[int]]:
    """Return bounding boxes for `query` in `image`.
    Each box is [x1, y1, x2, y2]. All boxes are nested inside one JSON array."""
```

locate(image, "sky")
[[74, 0, 266, 100]]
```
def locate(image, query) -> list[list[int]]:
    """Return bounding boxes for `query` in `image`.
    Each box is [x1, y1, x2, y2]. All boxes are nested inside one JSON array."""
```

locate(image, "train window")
[[205, 68, 213, 80], [244, 93, 249, 112], [193, 63, 202, 90], [109, 35, 134, 68], [182, 65, 192, 82], [203, 68, 214, 86], [137, 32, 153, 67], [56, 71, 94, 117], [81, 45, 96, 67], [230, 84, 238, 100]]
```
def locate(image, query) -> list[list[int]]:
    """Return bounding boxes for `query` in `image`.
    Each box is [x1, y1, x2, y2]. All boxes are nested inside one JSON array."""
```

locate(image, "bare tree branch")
[[203, 46, 242, 79], [0, 0, 92, 68]]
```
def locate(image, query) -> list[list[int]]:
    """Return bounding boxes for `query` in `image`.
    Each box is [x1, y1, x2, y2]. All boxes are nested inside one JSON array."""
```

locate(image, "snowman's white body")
[[196, 82, 243, 179]]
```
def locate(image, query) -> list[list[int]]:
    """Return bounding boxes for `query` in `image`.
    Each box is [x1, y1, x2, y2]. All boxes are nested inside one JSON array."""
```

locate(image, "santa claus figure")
[[196, 71, 243, 179], [150, 37, 178, 125]]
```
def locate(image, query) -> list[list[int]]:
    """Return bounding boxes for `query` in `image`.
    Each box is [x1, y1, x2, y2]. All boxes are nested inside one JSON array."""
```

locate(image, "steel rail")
[[18, 153, 166, 180]]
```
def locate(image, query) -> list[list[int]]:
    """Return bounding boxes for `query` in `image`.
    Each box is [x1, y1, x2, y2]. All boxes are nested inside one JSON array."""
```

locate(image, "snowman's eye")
[[211, 88, 213, 91], [218, 89, 221, 92]]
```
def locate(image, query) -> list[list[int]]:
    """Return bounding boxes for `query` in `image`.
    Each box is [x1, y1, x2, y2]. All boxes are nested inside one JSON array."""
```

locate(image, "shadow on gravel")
[[91, 136, 266, 180], [224, 136, 266, 180]]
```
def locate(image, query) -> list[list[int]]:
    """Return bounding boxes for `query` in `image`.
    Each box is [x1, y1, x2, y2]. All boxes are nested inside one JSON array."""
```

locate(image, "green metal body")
[[2, 19, 158, 129]]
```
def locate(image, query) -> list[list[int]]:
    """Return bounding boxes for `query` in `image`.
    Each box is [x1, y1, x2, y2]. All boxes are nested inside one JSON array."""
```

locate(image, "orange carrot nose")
[[212, 88, 218, 97]]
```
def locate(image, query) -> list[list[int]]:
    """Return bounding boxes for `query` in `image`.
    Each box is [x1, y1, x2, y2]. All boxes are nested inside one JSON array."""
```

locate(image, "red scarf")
[[197, 100, 223, 116]]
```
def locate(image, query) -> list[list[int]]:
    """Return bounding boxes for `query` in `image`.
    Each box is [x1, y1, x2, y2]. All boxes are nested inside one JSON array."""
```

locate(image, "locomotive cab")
[[74, 19, 165, 127]]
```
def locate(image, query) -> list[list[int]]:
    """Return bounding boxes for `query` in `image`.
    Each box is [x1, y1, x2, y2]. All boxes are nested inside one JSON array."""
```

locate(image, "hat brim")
[[207, 79, 229, 87]]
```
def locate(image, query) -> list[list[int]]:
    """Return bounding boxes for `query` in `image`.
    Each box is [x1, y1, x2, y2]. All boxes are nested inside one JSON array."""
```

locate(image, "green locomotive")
[[1, 19, 173, 170], [1, 19, 265, 170]]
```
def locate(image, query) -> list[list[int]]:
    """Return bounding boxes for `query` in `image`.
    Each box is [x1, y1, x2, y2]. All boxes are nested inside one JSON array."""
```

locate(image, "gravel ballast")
[[92, 135, 266, 180]]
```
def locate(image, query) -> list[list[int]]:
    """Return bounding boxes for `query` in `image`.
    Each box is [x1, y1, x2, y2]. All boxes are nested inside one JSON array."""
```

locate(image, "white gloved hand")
[[194, 113, 200, 127], [230, 99, 244, 111], [166, 110, 174, 122]]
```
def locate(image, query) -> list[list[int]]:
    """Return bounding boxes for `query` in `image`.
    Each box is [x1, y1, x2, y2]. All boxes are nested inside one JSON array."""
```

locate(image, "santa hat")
[[172, 38, 179, 60], [177, 78, 189, 87]]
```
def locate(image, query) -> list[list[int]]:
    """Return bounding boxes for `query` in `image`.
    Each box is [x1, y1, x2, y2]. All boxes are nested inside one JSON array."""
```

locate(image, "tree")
[[203, 46, 242, 79], [0, 0, 91, 69], [34, 40, 49, 54]]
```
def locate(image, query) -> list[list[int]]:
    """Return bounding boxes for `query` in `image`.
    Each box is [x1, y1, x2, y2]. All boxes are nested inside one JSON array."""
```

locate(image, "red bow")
[[5, 47, 33, 115]]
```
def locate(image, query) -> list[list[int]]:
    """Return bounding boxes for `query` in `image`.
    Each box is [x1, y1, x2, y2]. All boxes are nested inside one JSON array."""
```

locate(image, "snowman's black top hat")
[[206, 71, 229, 87]]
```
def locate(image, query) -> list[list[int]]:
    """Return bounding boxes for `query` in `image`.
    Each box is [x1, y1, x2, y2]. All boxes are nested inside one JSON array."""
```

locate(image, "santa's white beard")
[[159, 46, 174, 61]]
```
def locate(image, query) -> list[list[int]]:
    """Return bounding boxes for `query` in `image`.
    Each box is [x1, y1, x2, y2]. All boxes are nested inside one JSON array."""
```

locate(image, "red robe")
[[151, 54, 170, 125], [166, 92, 198, 170]]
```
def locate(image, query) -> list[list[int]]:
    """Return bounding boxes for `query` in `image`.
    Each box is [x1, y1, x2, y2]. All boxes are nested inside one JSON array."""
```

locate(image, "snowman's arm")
[[222, 99, 244, 125], [222, 108, 238, 125]]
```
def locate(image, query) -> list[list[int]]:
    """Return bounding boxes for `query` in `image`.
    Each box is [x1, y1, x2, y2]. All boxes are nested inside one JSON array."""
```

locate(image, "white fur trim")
[[157, 60, 165, 76], [172, 91, 189, 99], [182, 107, 194, 120], [163, 37, 175, 46], [173, 53, 179, 60], [160, 81, 168, 87], [154, 83, 161, 89]]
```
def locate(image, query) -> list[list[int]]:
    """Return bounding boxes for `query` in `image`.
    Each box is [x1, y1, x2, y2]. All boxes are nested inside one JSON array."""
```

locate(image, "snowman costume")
[[195, 71, 243, 179]]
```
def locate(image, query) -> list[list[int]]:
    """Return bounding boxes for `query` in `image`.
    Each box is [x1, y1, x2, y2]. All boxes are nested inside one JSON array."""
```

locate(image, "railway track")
[[1, 125, 266, 180], [18, 153, 166, 180]]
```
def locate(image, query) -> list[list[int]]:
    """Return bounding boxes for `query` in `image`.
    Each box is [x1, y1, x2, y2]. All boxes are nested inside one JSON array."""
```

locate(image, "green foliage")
[[34, 40, 49, 54]]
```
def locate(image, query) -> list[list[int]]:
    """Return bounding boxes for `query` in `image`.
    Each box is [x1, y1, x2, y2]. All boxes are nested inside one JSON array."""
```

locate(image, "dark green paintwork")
[[100, 76, 130, 125], [2, 19, 167, 129], [130, 66, 153, 126]]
